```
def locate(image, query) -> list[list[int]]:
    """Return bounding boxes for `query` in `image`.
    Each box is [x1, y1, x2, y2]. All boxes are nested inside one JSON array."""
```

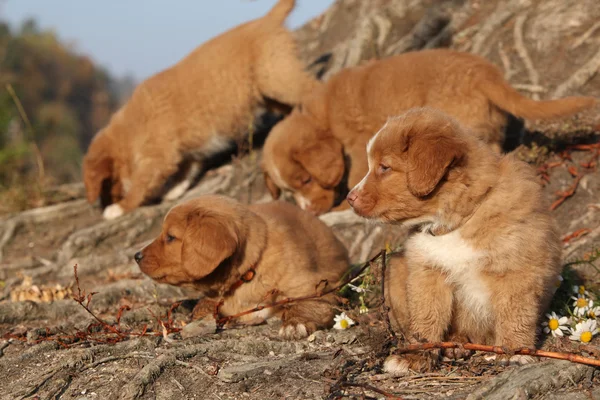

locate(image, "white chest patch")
[[407, 230, 492, 321]]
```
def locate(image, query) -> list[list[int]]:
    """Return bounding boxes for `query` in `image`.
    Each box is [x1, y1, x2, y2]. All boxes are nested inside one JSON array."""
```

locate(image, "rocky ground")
[[1, 0, 600, 399]]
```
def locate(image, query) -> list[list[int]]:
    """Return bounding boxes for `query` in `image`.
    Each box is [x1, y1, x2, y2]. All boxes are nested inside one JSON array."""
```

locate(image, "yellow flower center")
[[577, 298, 588, 308], [340, 319, 349, 329], [590, 311, 597, 318], [581, 331, 593, 343], [548, 319, 559, 331], [579, 286, 586, 295]]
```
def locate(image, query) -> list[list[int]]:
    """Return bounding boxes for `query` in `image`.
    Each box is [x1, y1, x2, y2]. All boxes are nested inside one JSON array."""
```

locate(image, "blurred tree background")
[[0, 18, 134, 213]]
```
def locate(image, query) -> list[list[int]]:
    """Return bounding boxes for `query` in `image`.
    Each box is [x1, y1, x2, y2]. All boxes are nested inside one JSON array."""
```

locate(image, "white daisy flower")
[[569, 319, 599, 343], [572, 285, 590, 297], [542, 312, 569, 337], [572, 296, 593, 317], [588, 305, 600, 319], [333, 312, 355, 330]]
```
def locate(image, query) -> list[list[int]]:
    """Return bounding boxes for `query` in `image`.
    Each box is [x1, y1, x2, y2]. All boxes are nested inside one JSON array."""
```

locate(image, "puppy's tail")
[[264, 0, 295, 26], [479, 71, 596, 120]]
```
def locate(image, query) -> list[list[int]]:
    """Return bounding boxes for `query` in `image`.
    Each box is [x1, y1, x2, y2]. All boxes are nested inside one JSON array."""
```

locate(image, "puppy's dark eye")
[[301, 176, 312, 185], [378, 164, 391, 174], [165, 234, 176, 243]]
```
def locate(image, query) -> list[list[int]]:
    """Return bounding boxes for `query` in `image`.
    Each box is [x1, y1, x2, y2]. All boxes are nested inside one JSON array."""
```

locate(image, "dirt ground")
[[2, 0, 600, 399]]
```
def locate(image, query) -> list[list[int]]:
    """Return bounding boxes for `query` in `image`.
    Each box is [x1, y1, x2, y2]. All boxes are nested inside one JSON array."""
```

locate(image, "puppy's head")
[[82, 129, 122, 207], [135, 196, 248, 287], [347, 108, 468, 224], [261, 106, 345, 215]]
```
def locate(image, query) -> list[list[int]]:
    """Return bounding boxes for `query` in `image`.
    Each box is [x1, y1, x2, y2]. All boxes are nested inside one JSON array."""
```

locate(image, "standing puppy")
[[261, 49, 596, 215], [135, 195, 349, 339], [83, 0, 320, 219], [347, 108, 562, 371]]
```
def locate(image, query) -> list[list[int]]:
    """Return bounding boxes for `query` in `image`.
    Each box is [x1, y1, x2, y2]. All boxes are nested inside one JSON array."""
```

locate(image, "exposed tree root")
[[513, 13, 540, 100], [552, 47, 600, 98]]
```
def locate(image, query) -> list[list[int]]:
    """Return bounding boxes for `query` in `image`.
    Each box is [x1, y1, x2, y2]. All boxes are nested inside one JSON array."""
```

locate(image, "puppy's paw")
[[164, 180, 191, 201], [383, 350, 440, 375], [507, 355, 537, 366], [443, 345, 472, 361], [383, 355, 410, 376], [103, 204, 124, 220], [488, 354, 537, 366], [279, 323, 309, 340]]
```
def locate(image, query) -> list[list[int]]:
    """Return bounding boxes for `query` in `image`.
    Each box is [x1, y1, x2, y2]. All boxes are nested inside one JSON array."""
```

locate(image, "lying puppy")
[[347, 108, 562, 371], [135, 195, 349, 339], [261, 49, 596, 215], [83, 0, 319, 220]]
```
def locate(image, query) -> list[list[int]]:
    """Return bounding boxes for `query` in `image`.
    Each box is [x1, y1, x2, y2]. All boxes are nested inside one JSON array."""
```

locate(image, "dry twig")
[[394, 342, 600, 367]]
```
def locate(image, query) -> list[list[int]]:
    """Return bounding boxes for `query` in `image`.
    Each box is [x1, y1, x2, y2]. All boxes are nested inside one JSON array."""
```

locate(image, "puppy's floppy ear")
[[292, 136, 344, 189], [406, 129, 465, 197], [181, 213, 239, 280], [82, 138, 113, 204], [263, 171, 281, 199]]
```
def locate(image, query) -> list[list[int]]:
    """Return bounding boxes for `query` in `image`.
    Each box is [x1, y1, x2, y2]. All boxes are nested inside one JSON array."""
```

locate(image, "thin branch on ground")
[[394, 341, 600, 367], [379, 250, 397, 341]]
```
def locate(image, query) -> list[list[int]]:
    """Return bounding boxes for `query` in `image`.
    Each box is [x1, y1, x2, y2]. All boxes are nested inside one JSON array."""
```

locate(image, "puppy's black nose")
[[134, 251, 143, 264]]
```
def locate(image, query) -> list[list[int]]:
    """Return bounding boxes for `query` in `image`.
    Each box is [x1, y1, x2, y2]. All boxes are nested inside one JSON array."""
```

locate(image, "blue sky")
[[2, 0, 334, 81]]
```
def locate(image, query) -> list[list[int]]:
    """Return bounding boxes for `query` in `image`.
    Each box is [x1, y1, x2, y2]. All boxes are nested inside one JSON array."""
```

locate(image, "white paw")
[[103, 204, 124, 220], [484, 354, 537, 366], [508, 355, 537, 365], [383, 355, 410, 376], [278, 323, 308, 340], [164, 180, 191, 201]]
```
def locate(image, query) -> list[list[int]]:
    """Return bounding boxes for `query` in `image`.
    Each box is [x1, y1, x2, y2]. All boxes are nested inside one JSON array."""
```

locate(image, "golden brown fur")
[[135, 195, 349, 339], [347, 108, 562, 372], [83, 0, 320, 219], [262, 49, 596, 215]]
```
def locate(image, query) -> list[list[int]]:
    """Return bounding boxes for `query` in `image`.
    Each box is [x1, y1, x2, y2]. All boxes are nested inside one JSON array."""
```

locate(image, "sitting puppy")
[[135, 195, 349, 339], [83, 0, 320, 220], [261, 49, 596, 215], [347, 108, 562, 371]]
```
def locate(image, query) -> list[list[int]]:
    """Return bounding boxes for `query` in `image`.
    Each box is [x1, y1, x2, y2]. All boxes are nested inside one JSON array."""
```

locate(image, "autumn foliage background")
[[0, 19, 134, 213]]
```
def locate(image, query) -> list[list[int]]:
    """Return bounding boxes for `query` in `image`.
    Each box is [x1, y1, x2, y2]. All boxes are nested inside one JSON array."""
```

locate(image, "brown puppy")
[[261, 49, 596, 215], [347, 108, 562, 372], [135, 195, 349, 339], [83, 0, 320, 220]]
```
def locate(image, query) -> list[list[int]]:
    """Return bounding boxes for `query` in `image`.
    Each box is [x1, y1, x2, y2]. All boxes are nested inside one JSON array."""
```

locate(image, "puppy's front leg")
[[279, 297, 337, 340], [491, 286, 538, 365], [106, 158, 180, 219], [385, 265, 453, 375]]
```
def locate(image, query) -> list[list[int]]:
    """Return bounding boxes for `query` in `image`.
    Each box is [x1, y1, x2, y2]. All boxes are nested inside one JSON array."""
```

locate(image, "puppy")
[[83, 0, 320, 220], [347, 108, 562, 372], [135, 195, 349, 339], [261, 49, 596, 215]]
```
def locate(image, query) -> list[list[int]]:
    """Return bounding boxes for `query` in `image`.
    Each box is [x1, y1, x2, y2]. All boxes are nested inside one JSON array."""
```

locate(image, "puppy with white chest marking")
[[83, 0, 320, 220], [135, 195, 350, 339], [347, 108, 562, 372]]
